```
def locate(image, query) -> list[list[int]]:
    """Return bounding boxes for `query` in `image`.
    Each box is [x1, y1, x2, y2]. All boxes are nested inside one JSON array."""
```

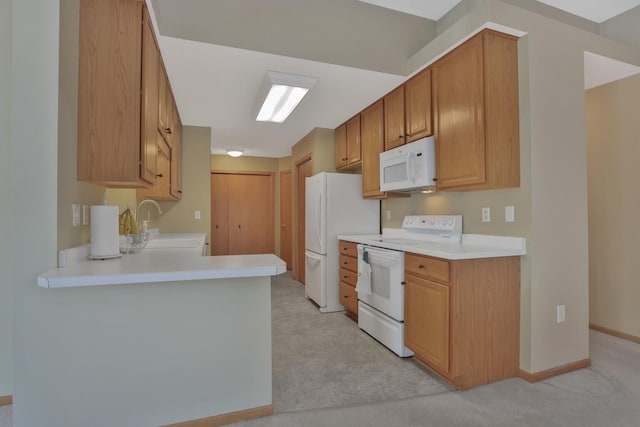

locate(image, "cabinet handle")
[[156, 173, 163, 178], [165, 127, 172, 134], [343, 261, 348, 265], [343, 275, 348, 279], [215, 225, 219, 229], [418, 264, 425, 269], [399, 135, 404, 138], [343, 295, 348, 299], [238, 225, 241, 229], [177, 190, 183, 193]]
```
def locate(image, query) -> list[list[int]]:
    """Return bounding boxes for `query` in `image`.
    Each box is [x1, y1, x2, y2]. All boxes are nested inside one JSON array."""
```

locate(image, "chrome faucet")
[[136, 199, 163, 227]]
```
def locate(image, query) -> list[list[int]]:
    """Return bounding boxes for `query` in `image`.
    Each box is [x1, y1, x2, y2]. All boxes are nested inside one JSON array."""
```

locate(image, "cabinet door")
[[345, 115, 362, 165], [137, 132, 171, 200], [384, 85, 405, 150], [405, 275, 450, 374], [361, 100, 385, 198], [405, 68, 432, 142], [228, 174, 275, 255], [210, 173, 230, 255], [334, 123, 347, 169], [170, 109, 182, 199], [140, 9, 159, 184], [77, 0, 144, 185], [432, 34, 485, 189], [158, 67, 169, 141]]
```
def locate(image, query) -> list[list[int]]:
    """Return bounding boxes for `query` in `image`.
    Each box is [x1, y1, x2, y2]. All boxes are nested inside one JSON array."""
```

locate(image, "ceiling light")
[[256, 71, 317, 123], [226, 148, 244, 157]]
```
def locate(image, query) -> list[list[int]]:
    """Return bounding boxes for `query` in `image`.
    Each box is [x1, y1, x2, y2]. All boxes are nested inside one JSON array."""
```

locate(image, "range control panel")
[[402, 215, 462, 235]]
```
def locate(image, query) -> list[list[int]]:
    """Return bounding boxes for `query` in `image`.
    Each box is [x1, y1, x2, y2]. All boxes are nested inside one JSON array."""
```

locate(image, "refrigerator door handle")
[[305, 251, 322, 263], [315, 191, 323, 252]]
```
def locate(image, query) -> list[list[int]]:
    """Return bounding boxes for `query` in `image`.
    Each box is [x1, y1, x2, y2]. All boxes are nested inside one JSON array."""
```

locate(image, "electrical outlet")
[[72, 204, 81, 227], [195, 210, 201, 220], [557, 304, 566, 323], [482, 207, 491, 222], [82, 205, 89, 225], [505, 205, 515, 222]]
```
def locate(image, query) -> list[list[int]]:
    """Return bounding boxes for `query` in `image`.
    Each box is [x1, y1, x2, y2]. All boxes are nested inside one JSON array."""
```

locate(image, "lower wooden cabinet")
[[404, 252, 520, 389], [405, 275, 450, 374], [339, 241, 359, 319]]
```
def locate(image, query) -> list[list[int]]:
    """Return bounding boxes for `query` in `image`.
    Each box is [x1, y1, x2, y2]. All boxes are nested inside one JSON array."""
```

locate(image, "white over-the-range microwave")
[[379, 136, 436, 193]]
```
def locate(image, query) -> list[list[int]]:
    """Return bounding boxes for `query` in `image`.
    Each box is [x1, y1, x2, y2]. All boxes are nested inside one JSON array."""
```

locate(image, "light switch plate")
[[195, 210, 201, 220], [72, 204, 81, 227], [82, 205, 89, 225], [505, 206, 515, 222]]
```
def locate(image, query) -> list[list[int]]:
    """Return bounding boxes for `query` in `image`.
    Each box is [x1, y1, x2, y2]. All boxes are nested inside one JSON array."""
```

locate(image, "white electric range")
[[339, 215, 526, 357], [348, 215, 462, 357]]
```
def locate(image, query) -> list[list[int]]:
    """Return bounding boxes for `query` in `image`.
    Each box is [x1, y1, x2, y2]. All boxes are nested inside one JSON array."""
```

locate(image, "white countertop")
[[38, 233, 286, 289], [337, 232, 526, 260]]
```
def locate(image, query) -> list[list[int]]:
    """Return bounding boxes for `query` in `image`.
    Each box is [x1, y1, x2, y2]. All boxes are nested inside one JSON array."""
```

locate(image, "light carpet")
[[231, 329, 640, 426], [270, 271, 450, 412]]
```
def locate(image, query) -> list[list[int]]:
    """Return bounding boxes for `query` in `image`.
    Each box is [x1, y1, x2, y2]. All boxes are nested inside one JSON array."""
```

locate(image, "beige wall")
[[0, 0, 12, 398], [147, 126, 212, 254], [12, 0, 61, 423], [586, 74, 640, 338]]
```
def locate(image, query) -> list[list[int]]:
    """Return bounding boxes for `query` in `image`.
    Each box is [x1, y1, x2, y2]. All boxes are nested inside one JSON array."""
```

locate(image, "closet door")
[[210, 173, 230, 255], [211, 172, 275, 256], [228, 174, 274, 255]]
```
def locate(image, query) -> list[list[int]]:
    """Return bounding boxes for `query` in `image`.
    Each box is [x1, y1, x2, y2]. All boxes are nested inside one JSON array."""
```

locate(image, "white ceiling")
[[148, 0, 640, 158], [357, 0, 462, 20]]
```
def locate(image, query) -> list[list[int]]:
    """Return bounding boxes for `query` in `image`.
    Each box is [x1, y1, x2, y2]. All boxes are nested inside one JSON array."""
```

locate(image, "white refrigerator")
[[305, 172, 380, 313]]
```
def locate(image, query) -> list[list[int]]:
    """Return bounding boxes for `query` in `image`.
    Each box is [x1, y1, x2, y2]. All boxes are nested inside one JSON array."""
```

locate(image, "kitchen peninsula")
[[36, 239, 285, 426]]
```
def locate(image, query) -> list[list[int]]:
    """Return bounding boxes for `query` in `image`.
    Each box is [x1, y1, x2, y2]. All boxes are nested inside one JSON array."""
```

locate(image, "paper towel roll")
[[90, 205, 120, 258]]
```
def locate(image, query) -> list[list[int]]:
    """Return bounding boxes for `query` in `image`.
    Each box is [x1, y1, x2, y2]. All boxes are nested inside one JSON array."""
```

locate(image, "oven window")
[[370, 262, 391, 299]]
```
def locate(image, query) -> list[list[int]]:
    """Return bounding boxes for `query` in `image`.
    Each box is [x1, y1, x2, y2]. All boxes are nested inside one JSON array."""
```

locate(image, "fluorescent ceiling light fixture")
[[256, 71, 317, 123], [226, 148, 244, 157]]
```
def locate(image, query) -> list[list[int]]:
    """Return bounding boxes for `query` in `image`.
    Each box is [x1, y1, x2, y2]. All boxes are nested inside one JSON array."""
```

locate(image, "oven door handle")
[[361, 247, 403, 264]]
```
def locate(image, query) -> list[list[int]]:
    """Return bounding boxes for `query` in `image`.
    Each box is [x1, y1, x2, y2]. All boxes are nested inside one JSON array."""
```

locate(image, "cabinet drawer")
[[405, 253, 450, 283], [339, 241, 358, 257], [339, 254, 357, 272], [339, 281, 358, 315], [340, 267, 358, 287]]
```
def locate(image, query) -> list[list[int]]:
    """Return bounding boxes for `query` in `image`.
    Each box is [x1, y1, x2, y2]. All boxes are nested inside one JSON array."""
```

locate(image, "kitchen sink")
[[145, 238, 203, 249]]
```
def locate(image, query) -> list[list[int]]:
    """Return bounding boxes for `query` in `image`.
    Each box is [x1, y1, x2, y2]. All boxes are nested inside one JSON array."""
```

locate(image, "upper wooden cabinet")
[[170, 110, 183, 199], [335, 115, 362, 170], [159, 68, 178, 147], [361, 100, 385, 198], [137, 133, 170, 200], [432, 30, 519, 190], [384, 69, 433, 151], [78, 0, 154, 187], [140, 9, 160, 185], [404, 68, 433, 142], [383, 86, 405, 151]]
